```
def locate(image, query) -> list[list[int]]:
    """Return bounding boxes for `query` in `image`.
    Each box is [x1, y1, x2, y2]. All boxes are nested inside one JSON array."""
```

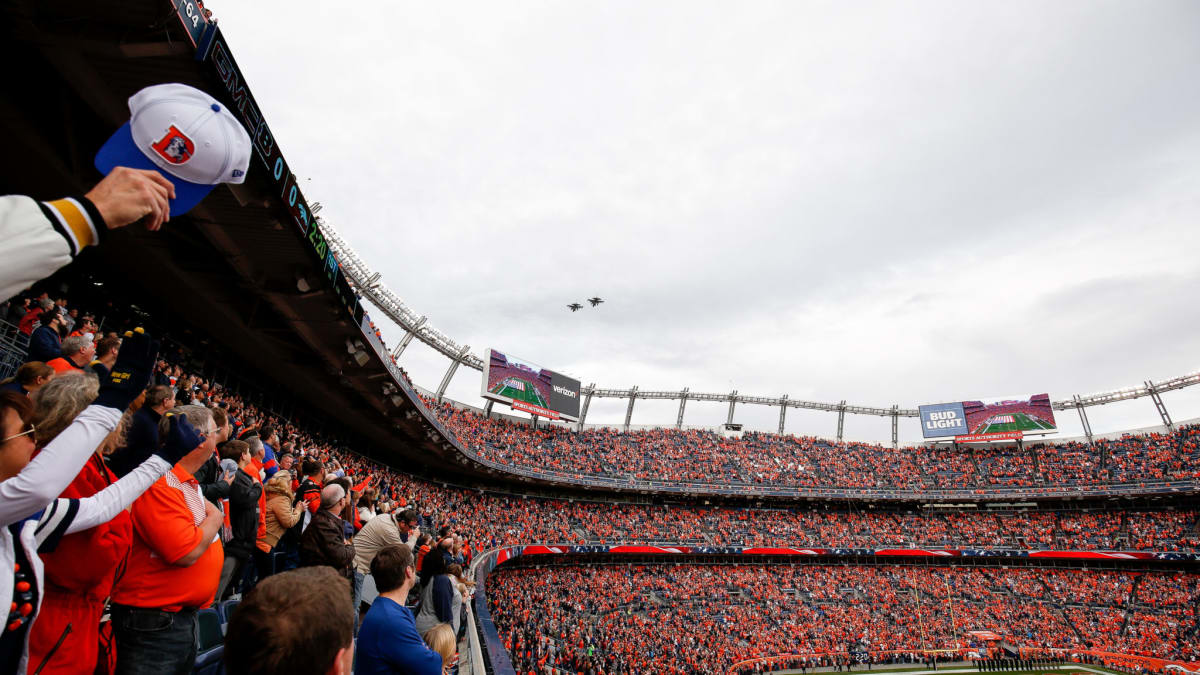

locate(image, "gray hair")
[[157, 404, 215, 437], [247, 436, 265, 459], [31, 372, 100, 444], [60, 336, 92, 357], [320, 484, 346, 510], [38, 298, 54, 310]]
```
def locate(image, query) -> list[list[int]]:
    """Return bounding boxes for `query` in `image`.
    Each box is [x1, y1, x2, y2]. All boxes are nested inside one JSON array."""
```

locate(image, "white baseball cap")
[[94, 83, 252, 216]]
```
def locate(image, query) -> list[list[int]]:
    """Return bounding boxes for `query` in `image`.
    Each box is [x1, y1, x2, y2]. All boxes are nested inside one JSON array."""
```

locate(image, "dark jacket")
[[194, 452, 231, 504], [299, 508, 355, 580], [108, 407, 161, 478], [225, 468, 263, 560], [27, 324, 61, 363]]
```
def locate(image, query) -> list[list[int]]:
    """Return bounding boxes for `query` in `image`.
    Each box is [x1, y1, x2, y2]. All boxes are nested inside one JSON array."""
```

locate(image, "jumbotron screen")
[[919, 393, 1057, 438], [481, 348, 581, 422]]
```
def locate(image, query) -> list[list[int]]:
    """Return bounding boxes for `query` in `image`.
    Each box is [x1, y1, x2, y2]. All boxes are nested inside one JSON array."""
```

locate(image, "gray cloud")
[[216, 0, 1200, 441]]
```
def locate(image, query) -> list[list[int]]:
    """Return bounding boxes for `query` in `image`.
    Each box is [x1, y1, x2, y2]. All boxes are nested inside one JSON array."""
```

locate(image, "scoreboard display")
[[482, 349, 581, 422], [920, 393, 1057, 439]]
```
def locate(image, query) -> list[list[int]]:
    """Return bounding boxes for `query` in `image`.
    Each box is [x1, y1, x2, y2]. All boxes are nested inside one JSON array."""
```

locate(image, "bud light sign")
[[919, 402, 968, 438]]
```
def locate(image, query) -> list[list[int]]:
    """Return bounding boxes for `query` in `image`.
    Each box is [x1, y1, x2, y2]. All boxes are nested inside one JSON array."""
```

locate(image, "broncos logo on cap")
[[150, 125, 195, 165]]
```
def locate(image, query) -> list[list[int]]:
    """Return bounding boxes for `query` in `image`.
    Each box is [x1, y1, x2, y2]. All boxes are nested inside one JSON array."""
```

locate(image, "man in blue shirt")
[[357, 544, 444, 675]]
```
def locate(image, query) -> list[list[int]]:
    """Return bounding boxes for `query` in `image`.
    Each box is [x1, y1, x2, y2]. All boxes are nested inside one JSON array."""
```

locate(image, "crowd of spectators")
[[3, 169, 1198, 675], [489, 564, 1200, 675], [425, 397, 1200, 492]]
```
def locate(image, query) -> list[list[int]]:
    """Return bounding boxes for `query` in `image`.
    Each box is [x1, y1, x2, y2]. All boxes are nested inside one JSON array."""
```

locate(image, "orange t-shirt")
[[113, 465, 223, 611], [45, 357, 83, 375]]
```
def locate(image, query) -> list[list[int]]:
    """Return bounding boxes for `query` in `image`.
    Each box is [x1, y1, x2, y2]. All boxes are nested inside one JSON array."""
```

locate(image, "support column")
[[624, 386, 638, 432], [576, 384, 595, 433], [1073, 394, 1094, 445], [530, 415, 538, 430], [726, 390, 738, 425], [891, 404, 899, 449], [483, 400, 494, 419], [435, 344, 470, 402], [676, 388, 689, 429], [836, 400, 847, 442], [391, 316, 427, 360], [778, 395, 788, 435], [1146, 380, 1174, 430]]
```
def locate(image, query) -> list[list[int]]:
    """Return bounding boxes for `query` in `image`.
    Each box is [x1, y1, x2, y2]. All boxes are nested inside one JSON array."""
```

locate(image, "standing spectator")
[[295, 458, 324, 518], [18, 297, 53, 336], [214, 439, 261, 601], [87, 335, 121, 381], [45, 335, 94, 375], [354, 509, 420, 609], [24, 374, 129, 675], [68, 314, 97, 339], [194, 405, 232, 505], [263, 471, 304, 550], [356, 544, 443, 675], [259, 425, 279, 478], [299, 484, 356, 588], [110, 405, 226, 675], [108, 384, 174, 478], [414, 547, 461, 639], [422, 624, 457, 675], [26, 307, 64, 363], [60, 307, 76, 334], [222, 567, 354, 675], [0, 362, 53, 396]]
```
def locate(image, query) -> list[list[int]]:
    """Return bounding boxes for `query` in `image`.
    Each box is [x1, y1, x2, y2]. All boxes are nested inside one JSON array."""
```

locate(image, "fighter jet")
[[587, 297, 604, 307], [567, 303, 583, 312]]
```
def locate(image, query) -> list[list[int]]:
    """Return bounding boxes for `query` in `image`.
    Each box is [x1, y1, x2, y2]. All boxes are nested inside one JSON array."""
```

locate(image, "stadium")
[[1, 3, 1198, 675]]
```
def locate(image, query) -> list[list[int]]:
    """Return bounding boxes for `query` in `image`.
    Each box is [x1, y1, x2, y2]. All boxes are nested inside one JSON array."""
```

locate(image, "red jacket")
[[28, 453, 132, 674]]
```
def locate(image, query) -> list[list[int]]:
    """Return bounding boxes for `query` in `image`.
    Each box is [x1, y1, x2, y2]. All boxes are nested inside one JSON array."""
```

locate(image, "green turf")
[[972, 412, 1056, 435], [489, 377, 548, 408]]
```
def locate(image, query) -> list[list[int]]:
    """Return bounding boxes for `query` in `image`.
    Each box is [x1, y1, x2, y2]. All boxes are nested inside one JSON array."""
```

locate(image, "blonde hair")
[[422, 623, 456, 668], [31, 372, 100, 445], [265, 471, 294, 498]]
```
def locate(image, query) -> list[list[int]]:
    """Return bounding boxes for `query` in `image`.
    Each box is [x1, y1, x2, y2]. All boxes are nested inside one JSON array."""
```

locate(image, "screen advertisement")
[[919, 393, 1056, 439], [918, 402, 969, 438], [481, 348, 580, 421]]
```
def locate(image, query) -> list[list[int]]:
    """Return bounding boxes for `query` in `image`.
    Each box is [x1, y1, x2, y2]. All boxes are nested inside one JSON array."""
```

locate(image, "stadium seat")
[[193, 608, 224, 675], [219, 598, 240, 632]]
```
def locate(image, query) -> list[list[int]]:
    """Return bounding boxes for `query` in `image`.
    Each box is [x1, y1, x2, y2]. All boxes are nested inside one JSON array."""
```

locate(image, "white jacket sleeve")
[[64, 455, 173, 535], [0, 195, 103, 303], [0, 405, 122, 527]]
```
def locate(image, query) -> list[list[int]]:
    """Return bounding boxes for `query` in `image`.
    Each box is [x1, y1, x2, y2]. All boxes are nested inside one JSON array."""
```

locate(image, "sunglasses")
[[2, 423, 36, 444]]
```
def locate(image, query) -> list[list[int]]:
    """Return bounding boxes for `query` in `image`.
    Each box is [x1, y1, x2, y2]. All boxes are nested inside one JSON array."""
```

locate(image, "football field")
[[489, 377, 549, 408], [971, 412, 1056, 434]]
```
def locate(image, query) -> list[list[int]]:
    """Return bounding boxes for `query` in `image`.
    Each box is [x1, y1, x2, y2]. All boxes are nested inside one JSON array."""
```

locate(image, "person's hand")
[[155, 413, 205, 465], [222, 472, 235, 485], [204, 498, 222, 523], [85, 166, 176, 231], [94, 328, 160, 411]]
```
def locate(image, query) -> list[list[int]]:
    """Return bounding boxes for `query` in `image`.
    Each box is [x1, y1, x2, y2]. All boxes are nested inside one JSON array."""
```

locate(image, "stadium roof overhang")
[[0, 0, 479, 476]]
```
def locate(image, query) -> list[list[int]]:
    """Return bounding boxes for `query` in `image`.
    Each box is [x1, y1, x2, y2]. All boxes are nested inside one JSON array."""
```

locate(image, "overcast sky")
[[216, 1, 1200, 443]]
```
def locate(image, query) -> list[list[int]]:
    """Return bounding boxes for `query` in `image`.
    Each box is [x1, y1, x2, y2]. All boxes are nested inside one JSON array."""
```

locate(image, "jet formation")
[[567, 297, 604, 312]]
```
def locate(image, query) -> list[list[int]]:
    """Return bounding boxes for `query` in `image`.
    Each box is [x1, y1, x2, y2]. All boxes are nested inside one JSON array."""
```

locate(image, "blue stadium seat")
[[193, 607, 223, 675], [219, 598, 240, 631]]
